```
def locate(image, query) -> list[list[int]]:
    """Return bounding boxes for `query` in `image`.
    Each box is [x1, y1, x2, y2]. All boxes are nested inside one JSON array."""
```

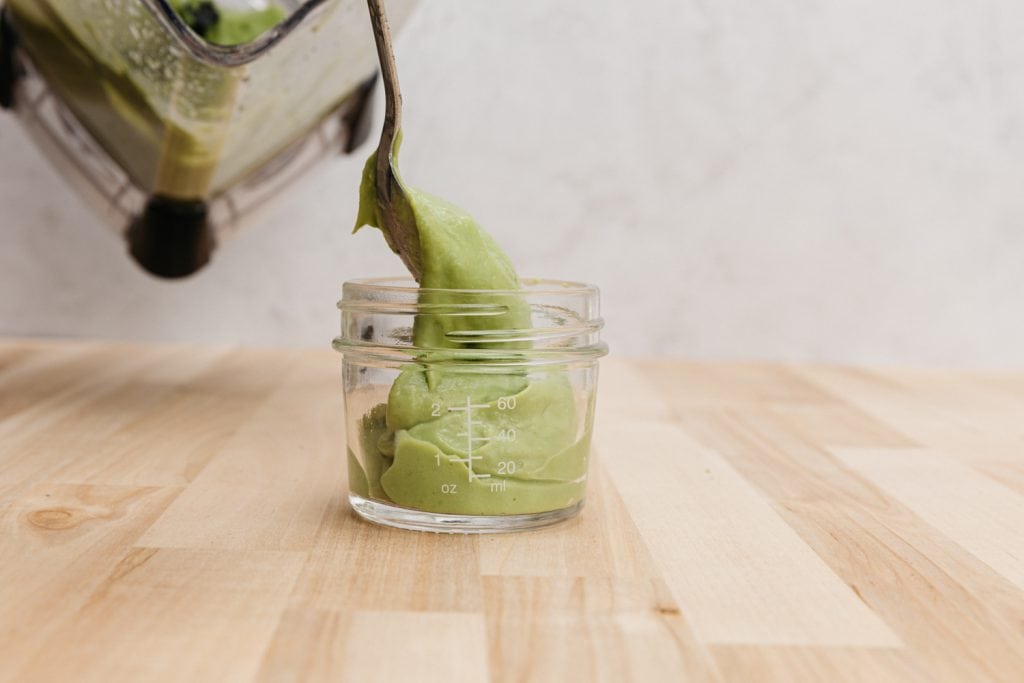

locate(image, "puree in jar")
[[349, 148, 589, 515]]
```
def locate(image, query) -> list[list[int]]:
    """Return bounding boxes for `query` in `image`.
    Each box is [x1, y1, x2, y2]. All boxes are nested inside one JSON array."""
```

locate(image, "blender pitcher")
[[0, 0, 417, 277]]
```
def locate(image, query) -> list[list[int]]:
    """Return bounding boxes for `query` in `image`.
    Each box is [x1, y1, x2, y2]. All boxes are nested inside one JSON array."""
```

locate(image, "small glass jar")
[[333, 278, 608, 533]]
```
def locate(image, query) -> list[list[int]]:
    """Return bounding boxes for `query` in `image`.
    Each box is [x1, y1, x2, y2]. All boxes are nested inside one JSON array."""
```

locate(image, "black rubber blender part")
[[0, 6, 20, 110], [124, 72, 378, 280], [128, 196, 216, 279]]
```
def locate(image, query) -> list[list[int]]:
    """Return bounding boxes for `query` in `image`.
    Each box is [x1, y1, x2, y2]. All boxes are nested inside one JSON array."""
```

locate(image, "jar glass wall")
[[333, 278, 607, 533]]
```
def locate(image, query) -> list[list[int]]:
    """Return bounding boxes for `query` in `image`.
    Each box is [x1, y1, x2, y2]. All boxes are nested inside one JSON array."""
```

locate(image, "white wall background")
[[2, 0, 1024, 366]]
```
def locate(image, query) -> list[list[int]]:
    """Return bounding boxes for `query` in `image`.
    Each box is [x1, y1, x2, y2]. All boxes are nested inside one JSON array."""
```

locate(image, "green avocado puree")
[[169, 1, 286, 46], [7, 0, 285, 198], [350, 148, 587, 515]]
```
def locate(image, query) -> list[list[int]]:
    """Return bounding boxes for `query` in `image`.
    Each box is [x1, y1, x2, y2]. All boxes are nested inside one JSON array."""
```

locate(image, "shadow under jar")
[[333, 278, 608, 533]]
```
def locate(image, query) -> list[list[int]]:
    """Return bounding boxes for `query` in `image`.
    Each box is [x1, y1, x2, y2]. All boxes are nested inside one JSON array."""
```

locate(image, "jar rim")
[[334, 276, 607, 364], [338, 277, 601, 303]]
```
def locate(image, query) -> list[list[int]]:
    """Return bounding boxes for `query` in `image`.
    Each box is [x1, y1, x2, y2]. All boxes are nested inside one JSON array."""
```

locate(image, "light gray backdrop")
[[1, 0, 1022, 365]]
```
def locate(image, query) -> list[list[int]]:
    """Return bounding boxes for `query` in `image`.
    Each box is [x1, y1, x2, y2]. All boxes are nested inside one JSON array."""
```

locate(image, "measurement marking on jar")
[[448, 397, 493, 483]]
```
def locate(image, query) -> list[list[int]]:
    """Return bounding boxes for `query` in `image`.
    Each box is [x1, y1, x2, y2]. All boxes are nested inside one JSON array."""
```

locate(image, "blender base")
[[348, 495, 585, 534]]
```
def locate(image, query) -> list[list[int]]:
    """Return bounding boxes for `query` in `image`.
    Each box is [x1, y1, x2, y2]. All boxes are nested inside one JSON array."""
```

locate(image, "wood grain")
[[596, 417, 900, 647], [836, 448, 1024, 591], [2, 340, 1024, 681], [17, 548, 306, 682]]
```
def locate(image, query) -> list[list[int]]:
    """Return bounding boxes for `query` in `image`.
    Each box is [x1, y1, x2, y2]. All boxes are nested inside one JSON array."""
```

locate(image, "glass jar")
[[333, 278, 608, 533]]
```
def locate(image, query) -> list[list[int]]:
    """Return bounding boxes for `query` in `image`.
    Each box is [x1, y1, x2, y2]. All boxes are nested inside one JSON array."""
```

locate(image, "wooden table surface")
[[1, 340, 1023, 682]]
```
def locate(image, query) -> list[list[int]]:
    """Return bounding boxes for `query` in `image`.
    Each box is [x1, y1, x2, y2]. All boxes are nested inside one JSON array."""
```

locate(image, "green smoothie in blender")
[[169, 1, 285, 45], [6, 0, 285, 199]]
